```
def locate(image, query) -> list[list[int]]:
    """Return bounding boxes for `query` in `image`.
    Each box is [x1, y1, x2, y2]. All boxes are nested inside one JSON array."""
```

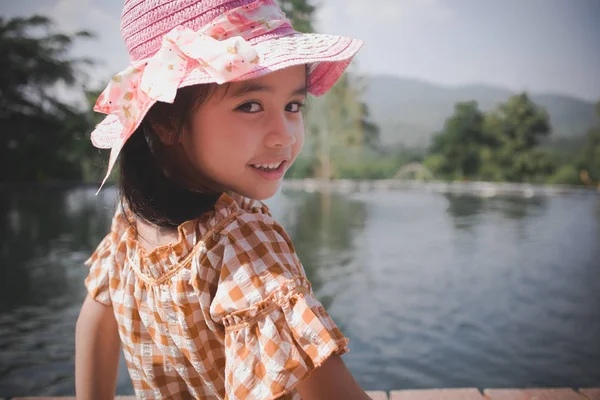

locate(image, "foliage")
[[483, 93, 553, 182], [288, 146, 424, 180], [0, 15, 97, 182], [547, 165, 581, 185], [576, 104, 600, 183], [425, 93, 568, 183], [331, 148, 396, 180], [276, 0, 316, 33], [428, 101, 486, 179]]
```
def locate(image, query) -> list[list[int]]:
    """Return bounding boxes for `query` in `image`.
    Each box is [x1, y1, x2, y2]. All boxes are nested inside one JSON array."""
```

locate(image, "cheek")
[[217, 121, 261, 159], [292, 121, 305, 156], [189, 113, 224, 166], [190, 113, 258, 165]]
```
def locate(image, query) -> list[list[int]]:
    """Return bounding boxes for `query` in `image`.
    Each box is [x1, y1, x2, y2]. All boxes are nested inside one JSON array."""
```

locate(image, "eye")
[[286, 102, 304, 113], [236, 101, 263, 113]]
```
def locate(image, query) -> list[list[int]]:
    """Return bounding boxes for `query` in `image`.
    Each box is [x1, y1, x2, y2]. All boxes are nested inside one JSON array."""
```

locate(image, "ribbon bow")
[[94, 26, 260, 138]]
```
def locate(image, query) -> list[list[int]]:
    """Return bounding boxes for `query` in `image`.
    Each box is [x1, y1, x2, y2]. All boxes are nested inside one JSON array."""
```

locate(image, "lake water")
[[0, 185, 599, 396]]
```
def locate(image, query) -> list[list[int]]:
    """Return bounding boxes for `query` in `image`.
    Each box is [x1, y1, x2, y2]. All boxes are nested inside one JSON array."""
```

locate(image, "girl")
[[75, 0, 367, 399]]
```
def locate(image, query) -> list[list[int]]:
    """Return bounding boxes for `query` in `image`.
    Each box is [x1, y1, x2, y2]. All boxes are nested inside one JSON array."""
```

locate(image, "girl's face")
[[183, 65, 306, 200]]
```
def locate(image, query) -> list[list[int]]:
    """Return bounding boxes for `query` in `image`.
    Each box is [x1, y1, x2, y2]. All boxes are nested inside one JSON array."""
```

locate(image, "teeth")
[[252, 161, 282, 169]]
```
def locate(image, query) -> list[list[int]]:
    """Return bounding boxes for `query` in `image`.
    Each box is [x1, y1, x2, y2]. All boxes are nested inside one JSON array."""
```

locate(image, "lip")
[[248, 157, 289, 167], [249, 160, 287, 181]]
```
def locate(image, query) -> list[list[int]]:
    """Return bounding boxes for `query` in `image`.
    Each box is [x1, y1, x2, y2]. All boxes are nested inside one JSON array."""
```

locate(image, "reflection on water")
[[269, 191, 368, 310], [443, 194, 549, 228], [0, 186, 115, 313], [0, 185, 119, 395], [0, 185, 599, 396]]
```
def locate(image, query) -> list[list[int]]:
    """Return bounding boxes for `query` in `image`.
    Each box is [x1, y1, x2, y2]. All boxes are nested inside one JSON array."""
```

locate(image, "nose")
[[264, 111, 297, 148]]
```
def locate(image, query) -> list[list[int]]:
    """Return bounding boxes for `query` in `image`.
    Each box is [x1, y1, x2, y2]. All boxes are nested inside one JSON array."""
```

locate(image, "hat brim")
[[91, 32, 363, 149], [227, 32, 363, 96]]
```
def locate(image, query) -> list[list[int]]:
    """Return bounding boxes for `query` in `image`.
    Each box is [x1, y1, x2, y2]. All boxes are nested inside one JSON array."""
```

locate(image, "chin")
[[237, 181, 282, 201]]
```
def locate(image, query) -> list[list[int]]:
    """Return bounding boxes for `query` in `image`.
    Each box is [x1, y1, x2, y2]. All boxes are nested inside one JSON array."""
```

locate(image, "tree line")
[[1, 7, 598, 187], [423, 95, 600, 186]]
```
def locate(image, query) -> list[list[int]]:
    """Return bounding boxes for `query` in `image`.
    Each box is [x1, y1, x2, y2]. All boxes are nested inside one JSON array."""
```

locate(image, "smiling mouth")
[[250, 161, 285, 172]]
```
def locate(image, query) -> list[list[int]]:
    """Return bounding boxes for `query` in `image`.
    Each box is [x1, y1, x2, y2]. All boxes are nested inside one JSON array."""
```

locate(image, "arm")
[[75, 295, 121, 400], [213, 214, 370, 400], [295, 354, 371, 400]]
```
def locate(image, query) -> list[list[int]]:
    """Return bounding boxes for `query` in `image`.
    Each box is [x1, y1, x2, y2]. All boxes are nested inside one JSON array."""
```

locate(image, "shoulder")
[[217, 201, 300, 275], [209, 195, 307, 316], [222, 210, 295, 252], [199, 192, 302, 283], [210, 192, 295, 255]]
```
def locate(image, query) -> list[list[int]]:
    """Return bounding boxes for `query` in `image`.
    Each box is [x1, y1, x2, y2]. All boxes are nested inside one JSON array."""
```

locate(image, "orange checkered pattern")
[[84, 193, 349, 400]]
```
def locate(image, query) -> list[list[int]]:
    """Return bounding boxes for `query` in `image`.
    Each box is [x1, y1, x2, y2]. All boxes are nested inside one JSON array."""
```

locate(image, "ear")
[[153, 122, 180, 146], [145, 115, 179, 146]]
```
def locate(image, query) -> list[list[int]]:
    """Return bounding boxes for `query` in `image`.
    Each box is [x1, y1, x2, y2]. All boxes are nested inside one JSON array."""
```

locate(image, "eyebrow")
[[228, 82, 308, 98]]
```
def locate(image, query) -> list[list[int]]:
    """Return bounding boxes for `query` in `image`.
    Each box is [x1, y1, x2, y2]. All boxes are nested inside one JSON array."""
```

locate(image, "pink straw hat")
[[90, 0, 363, 190]]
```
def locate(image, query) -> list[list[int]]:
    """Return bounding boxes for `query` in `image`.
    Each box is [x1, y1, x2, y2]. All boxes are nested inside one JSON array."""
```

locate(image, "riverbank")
[[4, 387, 600, 399], [1, 179, 597, 198], [282, 179, 598, 197]]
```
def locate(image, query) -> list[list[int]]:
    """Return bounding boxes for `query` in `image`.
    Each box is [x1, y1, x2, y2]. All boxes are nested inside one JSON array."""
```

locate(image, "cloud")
[[316, 0, 454, 33], [36, 0, 115, 33], [314, 0, 455, 79], [347, 0, 453, 22]]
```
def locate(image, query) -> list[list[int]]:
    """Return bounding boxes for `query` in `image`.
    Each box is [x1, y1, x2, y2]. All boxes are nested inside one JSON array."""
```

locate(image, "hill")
[[362, 75, 600, 149]]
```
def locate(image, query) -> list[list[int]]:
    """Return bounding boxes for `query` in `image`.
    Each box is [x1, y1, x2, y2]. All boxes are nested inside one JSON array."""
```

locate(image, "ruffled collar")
[[111, 192, 270, 283]]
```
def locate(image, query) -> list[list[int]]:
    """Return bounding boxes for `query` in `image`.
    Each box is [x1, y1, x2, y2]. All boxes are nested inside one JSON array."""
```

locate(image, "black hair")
[[118, 84, 221, 228]]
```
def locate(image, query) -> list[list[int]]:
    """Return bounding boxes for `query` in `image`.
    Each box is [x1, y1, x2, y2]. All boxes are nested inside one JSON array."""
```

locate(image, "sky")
[[2, 0, 599, 101]]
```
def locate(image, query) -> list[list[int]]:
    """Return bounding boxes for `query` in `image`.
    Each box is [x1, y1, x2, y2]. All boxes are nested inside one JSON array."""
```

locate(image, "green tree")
[[277, 0, 316, 33], [427, 101, 485, 180], [353, 75, 380, 150], [425, 94, 557, 183], [547, 164, 581, 185], [576, 100, 600, 184], [311, 73, 367, 178], [484, 92, 553, 182], [78, 89, 112, 183], [0, 15, 95, 182]]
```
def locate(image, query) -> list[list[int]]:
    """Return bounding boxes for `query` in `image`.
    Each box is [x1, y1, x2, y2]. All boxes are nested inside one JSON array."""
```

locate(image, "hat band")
[[92, 0, 291, 192], [199, 0, 291, 41]]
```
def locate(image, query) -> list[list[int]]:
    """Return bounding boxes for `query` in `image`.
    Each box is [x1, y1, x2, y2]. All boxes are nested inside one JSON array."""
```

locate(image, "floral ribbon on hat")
[[94, 31, 260, 131], [91, 0, 290, 192]]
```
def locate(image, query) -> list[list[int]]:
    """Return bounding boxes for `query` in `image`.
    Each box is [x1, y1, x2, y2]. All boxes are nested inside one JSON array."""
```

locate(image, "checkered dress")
[[84, 193, 349, 399]]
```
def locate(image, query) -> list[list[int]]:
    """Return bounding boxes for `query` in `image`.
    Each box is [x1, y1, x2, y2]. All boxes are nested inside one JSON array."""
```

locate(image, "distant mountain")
[[362, 75, 600, 149]]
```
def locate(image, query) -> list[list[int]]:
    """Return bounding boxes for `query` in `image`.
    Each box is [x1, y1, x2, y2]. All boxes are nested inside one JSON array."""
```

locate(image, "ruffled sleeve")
[[210, 213, 349, 400], [83, 207, 124, 306]]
